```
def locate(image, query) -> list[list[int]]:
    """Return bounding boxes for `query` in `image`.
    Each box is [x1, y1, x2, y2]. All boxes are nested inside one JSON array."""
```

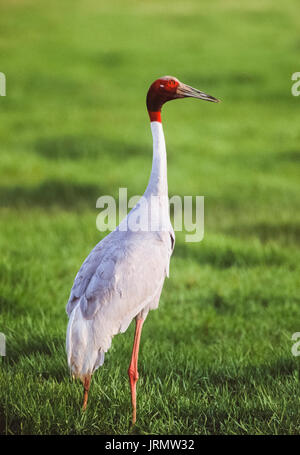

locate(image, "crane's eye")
[[166, 80, 176, 89], [158, 80, 177, 91]]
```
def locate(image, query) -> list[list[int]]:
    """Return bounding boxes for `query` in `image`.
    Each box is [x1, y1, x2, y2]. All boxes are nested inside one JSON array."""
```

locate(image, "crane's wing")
[[66, 228, 174, 322], [66, 237, 114, 317]]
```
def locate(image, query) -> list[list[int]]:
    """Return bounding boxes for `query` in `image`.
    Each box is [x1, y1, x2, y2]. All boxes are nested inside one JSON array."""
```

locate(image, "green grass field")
[[0, 0, 300, 435]]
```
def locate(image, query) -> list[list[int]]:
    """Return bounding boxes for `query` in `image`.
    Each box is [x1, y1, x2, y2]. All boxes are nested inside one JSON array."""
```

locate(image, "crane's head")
[[146, 76, 220, 122]]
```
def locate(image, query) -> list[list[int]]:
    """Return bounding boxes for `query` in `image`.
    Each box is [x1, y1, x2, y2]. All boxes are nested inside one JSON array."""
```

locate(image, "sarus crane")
[[66, 76, 219, 424]]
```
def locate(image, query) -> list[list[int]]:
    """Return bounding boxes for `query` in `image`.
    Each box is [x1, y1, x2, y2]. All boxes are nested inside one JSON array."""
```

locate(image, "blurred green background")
[[0, 0, 300, 435]]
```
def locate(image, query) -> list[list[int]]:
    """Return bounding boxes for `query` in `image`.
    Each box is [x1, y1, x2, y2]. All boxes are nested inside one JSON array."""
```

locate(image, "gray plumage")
[[66, 122, 174, 381]]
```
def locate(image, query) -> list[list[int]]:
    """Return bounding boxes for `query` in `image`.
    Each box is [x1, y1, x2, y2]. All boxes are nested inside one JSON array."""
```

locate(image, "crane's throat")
[[148, 111, 161, 122]]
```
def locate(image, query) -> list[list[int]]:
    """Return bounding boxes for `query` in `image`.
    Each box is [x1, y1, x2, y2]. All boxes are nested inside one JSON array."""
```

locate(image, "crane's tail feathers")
[[66, 303, 105, 383]]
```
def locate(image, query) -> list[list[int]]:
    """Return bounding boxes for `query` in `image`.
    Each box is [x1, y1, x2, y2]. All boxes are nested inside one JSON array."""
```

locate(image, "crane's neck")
[[145, 121, 168, 198]]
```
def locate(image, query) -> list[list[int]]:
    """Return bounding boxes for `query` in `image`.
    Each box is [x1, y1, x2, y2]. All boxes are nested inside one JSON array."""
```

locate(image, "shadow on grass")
[[202, 356, 299, 389], [35, 135, 147, 160], [277, 150, 300, 162], [147, 356, 298, 398], [0, 296, 20, 316], [224, 222, 300, 245], [0, 180, 108, 210], [173, 242, 287, 268], [94, 50, 128, 68], [6, 334, 62, 361], [0, 406, 23, 435], [4, 334, 67, 382]]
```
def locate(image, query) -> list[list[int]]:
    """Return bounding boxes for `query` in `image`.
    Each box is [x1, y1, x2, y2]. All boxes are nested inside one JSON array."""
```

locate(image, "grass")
[[0, 0, 300, 435]]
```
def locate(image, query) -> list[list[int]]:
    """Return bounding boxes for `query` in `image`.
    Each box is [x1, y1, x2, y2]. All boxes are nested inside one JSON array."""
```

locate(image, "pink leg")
[[82, 375, 91, 411], [128, 318, 144, 425]]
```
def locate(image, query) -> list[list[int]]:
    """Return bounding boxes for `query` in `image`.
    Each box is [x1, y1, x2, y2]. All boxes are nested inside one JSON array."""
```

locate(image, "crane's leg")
[[82, 374, 91, 411], [128, 317, 144, 425]]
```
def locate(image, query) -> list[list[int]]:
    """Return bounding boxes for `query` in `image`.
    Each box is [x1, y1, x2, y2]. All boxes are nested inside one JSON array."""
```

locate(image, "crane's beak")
[[176, 83, 220, 103]]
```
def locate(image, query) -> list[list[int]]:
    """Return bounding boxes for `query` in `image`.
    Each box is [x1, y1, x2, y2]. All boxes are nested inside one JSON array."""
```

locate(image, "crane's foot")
[[128, 367, 138, 426], [128, 318, 144, 426], [82, 375, 91, 411], [132, 412, 136, 427]]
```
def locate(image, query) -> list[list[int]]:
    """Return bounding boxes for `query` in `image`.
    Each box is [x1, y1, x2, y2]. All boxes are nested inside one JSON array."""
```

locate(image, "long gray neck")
[[144, 121, 168, 198]]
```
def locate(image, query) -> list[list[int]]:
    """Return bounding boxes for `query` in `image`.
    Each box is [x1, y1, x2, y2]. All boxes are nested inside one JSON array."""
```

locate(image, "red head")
[[146, 75, 219, 122]]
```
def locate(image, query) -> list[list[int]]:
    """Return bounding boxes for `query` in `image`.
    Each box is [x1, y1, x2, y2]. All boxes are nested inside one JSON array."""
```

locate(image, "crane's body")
[[66, 76, 219, 423], [66, 121, 173, 374]]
